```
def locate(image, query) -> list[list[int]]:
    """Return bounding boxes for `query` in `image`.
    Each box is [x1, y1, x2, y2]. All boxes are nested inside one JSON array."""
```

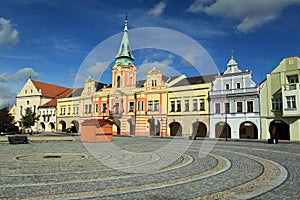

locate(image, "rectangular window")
[[152, 80, 157, 87], [60, 107, 63, 115], [20, 106, 23, 115], [68, 106, 71, 115], [89, 104, 92, 113], [215, 103, 220, 113], [148, 101, 153, 111], [154, 100, 159, 111], [129, 102, 134, 112], [247, 101, 253, 112], [176, 100, 181, 112], [95, 104, 99, 113], [237, 102, 243, 113], [272, 99, 282, 110], [137, 101, 140, 111], [200, 99, 205, 111], [184, 100, 189, 111], [193, 99, 198, 111], [236, 82, 241, 89], [225, 103, 230, 113], [76, 107, 79, 114], [286, 96, 296, 109], [114, 102, 119, 114], [288, 75, 298, 90], [102, 103, 107, 113], [141, 101, 144, 111], [225, 84, 230, 90], [171, 101, 175, 112]]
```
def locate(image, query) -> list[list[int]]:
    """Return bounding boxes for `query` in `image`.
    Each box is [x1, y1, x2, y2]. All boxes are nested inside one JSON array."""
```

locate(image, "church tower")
[[112, 14, 136, 88]]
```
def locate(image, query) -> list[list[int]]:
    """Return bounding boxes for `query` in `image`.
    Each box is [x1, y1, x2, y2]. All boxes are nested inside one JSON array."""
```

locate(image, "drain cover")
[[15, 153, 87, 161]]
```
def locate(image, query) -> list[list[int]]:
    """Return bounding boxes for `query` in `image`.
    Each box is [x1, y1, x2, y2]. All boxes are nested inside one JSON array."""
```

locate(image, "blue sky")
[[1, 0, 300, 107]]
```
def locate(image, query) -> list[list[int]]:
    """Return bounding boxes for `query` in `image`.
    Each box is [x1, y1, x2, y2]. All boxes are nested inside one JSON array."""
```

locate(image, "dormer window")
[[25, 90, 27, 94], [151, 80, 157, 87]]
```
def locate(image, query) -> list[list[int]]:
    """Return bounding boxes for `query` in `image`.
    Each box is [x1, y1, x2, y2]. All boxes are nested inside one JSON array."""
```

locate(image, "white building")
[[209, 56, 261, 139], [15, 78, 72, 132]]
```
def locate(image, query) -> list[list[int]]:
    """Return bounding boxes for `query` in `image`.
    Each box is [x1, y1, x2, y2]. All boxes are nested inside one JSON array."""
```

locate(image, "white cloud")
[[0, 85, 15, 108], [0, 68, 39, 82], [148, 1, 167, 16], [87, 61, 110, 77], [0, 17, 19, 46], [187, 0, 300, 33], [138, 54, 179, 80]]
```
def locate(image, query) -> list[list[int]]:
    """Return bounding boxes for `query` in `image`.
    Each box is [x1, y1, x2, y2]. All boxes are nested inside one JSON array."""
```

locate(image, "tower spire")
[[115, 13, 134, 66], [224, 51, 241, 74], [124, 12, 128, 31]]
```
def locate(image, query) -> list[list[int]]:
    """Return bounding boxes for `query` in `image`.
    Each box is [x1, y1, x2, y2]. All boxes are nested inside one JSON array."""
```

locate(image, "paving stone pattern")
[[0, 137, 299, 199]]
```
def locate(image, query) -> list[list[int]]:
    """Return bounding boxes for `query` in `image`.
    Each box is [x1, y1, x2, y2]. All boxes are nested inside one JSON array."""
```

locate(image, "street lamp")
[[160, 118, 163, 138], [225, 109, 228, 141]]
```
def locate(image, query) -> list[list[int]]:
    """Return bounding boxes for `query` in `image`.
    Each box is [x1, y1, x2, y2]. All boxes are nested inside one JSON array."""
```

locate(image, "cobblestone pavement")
[[0, 137, 299, 199]]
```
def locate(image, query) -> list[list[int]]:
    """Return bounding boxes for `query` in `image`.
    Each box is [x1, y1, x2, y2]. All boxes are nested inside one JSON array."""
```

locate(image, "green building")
[[260, 56, 300, 141]]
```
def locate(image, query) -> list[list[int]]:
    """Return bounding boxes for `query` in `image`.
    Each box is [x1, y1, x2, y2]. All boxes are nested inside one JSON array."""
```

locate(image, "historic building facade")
[[89, 16, 216, 137], [209, 56, 261, 139], [167, 75, 216, 137], [260, 56, 300, 141], [56, 77, 106, 132], [12, 15, 300, 141], [15, 79, 72, 132]]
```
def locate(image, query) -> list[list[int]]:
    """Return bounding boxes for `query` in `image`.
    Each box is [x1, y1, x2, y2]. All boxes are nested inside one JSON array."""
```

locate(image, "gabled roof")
[[31, 80, 71, 98], [39, 88, 73, 108], [163, 75, 181, 83], [136, 80, 146, 88], [95, 82, 107, 91], [172, 74, 218, 87], [67, 88, 84, 97]]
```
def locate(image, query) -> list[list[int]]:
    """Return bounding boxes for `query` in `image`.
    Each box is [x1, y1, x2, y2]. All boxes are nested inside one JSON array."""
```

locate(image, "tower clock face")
[[117, 66, 121, 71]]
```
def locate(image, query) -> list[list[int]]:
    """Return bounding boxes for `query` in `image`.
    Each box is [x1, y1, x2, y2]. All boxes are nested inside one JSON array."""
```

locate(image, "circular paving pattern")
[[0, 137, 299, 199]]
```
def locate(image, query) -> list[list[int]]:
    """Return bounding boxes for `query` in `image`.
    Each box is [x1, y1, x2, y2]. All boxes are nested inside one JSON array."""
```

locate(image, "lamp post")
[[225, 109, 228, 141], [160, 118, 163, 138]]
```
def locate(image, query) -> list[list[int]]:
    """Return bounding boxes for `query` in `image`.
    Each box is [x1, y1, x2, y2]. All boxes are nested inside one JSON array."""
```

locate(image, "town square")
[[0, 136, 300, 199], [1, 0, 300, 199]]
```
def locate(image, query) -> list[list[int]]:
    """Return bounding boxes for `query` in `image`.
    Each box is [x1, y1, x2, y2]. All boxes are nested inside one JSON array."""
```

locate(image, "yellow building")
[[167, 75, 216, 137], [56, 76, 106, 132]]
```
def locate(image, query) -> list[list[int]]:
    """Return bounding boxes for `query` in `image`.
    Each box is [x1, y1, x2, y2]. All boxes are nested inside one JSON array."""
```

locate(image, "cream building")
[[15, 78, 71, 132], [260, 56, 300, 141]]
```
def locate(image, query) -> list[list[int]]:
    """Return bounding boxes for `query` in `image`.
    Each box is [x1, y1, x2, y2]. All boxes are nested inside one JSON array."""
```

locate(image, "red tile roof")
[[31, 80, 73, 108], [31, 80, 71, 98], [39, 88, 73, 108]]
